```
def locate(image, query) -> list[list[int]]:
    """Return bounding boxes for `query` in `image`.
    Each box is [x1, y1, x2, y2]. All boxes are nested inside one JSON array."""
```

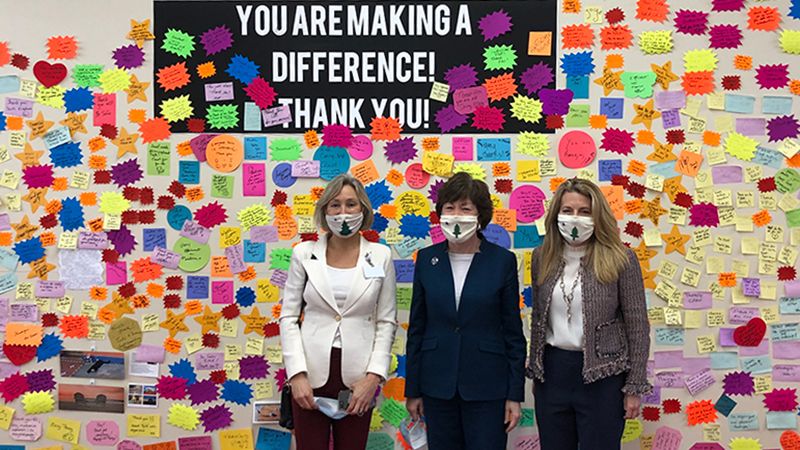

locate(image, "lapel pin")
[[431, 257, 438, 266]]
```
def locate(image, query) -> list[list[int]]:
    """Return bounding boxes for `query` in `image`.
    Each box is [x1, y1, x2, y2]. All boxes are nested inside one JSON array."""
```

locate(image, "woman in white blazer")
[[280, 174, 397, 450]]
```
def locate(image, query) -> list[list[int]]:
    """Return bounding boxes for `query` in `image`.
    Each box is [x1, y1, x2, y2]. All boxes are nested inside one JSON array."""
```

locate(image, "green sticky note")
[[565, 104, 590, 128], [71, 64, 104, 88], [775, 168, 800, 194], [621, 72, 657, 99], [147, 142, 171, 176], [378, 398, 408, 427], [483, 44, 517, 71], [269, 137, 303, 161], [269, 248, 293, 271], [174, 237, 211, 272], [520, 408, 535, 427], [787, 208, 800, 228], [396, 287, 412, 311], [365, 432, 394, 450], [211, 174, 234, 198], [162, 28, 195, 58], [206, 104, 239, 130]]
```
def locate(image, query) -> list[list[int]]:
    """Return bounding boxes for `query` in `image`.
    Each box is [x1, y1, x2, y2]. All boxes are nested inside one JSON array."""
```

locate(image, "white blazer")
[[279, 234, 397, 389]]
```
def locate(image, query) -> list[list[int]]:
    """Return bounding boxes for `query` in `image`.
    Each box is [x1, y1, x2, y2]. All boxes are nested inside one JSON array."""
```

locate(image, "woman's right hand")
[[290, 373, 317, 410], [406, 397, 424, 421]]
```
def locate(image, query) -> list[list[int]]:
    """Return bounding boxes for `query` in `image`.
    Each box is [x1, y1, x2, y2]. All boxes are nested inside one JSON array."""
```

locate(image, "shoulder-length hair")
[[536, 178, 629, 285], [435, 172, 494, 230], [314, 174, 374, 232]]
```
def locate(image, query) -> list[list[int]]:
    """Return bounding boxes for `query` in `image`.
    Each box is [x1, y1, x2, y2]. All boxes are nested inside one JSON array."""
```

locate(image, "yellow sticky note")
[[684, 310, 702, 329], [643, 228, 662, 247], [0, 404, 14, 430], [219, 226, 242, 248], [167, 403, 200, 431], [696, 335, 716, 353], [219, 428, 254, 450], [516, 160, 541, 182], [253, 381, 274, 400], [518, 132, 550, 156], [707, 310, 725, 327], [422, 150, 454, 177], [22, 391, 55, 414], [127, 414, 160, 437], [638, 30, 674, 54], [46, 417, 81, 444], [452, 163, 486, 181], [265, 345, 283, 364]]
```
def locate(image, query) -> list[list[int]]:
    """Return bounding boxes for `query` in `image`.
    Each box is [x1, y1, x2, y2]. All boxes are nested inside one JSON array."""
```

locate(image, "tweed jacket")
[[526, 247, 653, 396]]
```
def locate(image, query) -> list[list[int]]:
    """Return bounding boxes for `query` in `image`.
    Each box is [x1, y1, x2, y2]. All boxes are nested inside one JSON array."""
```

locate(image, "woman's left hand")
[[504, 400, 521, 433], [624, 394, 641, 419], [346, 373, 381, 416]]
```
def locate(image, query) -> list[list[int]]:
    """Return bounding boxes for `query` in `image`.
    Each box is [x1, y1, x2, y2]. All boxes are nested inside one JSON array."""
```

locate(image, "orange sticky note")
[[589, 115, 607, 129], [157, 62, 191, 92], [625, 199, 643, 214], [492, 208, 518, 232], [421, 137, 439, 152], [635, 0, 669, 22], [88, 154, 107, 170], [600, 185, 625, 220], [562, 0, 581, 13], [5, 116, 23, 130], [528, 32, 553, 56], [637, 130, 656, 145], [718, 272, 737, 288], [164, 337, 182, 354], [675, 151, 703, 177], [733, 55, 753, 70], [176, 140, 193, 156], [351, 160, 380, 185], [4, 323, 44, 346], [747, 6, 781, 31], [605, 54, 625, 69], [238, 266, 257, 282], [80, 192, 97, 206], [90, 286, 108, 301], [382, 378, 406, 401], [703, 130, 721, 146], [304, 130, 320, 149], [211, 256, 233, 277], [562, 24, 594, 49], [147, 283, 165, 298], [88, 136, 106, 152], [197, 61, 216, 78], [600, 25, 634, 50], [370, 117, 402, 141], [549, 177, 567, 192], [128, 109, 147, 124], [682, 71, 715, 96], [686, 399, 718, 425], [184, 300, 203, 316], [492, 162, 511, 177]]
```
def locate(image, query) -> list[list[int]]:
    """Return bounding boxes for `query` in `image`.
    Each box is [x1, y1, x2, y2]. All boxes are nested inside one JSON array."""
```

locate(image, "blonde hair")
[[536, 178, 629, 285], [314, 174, 374, 232]]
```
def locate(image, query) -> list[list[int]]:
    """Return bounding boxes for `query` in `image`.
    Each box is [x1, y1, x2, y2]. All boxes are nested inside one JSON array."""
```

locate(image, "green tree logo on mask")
[[570, 226, 579, 241], [453, 223, 461, 238], [340, 221, 352, 236]]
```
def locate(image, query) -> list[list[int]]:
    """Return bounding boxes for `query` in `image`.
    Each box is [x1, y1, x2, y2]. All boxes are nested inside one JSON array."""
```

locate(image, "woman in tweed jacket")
[[526, 178, 652, 450]]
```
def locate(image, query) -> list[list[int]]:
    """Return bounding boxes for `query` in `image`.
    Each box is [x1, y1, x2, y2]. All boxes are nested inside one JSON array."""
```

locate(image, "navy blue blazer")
[[404, 238, 526, 402]]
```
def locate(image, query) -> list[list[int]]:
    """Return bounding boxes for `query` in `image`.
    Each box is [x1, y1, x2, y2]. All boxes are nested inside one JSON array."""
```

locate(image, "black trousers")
[[423, 391, 507, 450], [534, 345, 626, 450]]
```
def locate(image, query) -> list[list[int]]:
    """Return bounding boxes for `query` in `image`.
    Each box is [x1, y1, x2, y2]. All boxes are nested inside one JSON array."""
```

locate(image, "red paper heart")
[[781, 430, 800, 450], [733, 317, 767, 347], [2, 343, 37, 366], [33, 60, 67, 88]]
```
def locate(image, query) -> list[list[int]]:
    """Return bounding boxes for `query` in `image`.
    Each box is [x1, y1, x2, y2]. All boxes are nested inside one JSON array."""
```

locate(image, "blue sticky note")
[[598, 160, 622, 182], [728, 412, 759, 431], [0, 445, 26, 450], [709, 352, 738, 370], [256, 427, 292, 450], [243, 240, 266, 263], [365, 181, 394, 209], [186, 276, 209, 299], [179, 160, 200, 185], [600, 98, 624, 119], [766, 411, 797, 430], [753, 146, 785, 169], [244, 136, 267, 160], [560, 51, 595, 77], [221, 379, 253, 405], [49, 141, 83, 168], [513, 226, 542, 249], [272, 162, 297, 188], [0, 75, 21, 94], [0, 111, 5, 132], [13, 237, 45, 265], [762, 96, 793, 115], [226, 54, 260, 84], [143, 228, 167, 251], [779, 297, 800, 314], [740, 355, 772, 374], [244, 102, 263, 131], [64, 87, 94, 112], [371, 213, 389, 233], [566, 76, 589, 99], [394, 260, 415, 283], [476, 138, 511, 161], [399, 214, 430, 239], [0, 272, 18, 295], [43, 126, 72, 150], [167, 205, 193, 231], [37, 333, 64, 362], [790, 0, 800, 20], [655, 328, 684, 345], [169, 358, 197, 385], [484, 223, 511, 249], [0, 248, 20, 271], [59, 197, 84, 232], [649, 161, 679, 179], [714, 393, 736, 417], [724, 94, 755, 114]]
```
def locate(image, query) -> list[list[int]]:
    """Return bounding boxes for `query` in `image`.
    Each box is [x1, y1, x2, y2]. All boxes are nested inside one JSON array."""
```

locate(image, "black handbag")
[[279, 383, 294, 429]]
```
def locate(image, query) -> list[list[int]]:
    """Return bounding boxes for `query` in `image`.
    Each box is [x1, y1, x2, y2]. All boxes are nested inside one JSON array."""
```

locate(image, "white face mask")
[[557, 214, 595, 245], [439, 215, 479, 244], [315, 397, 348, 420], [326, 213, 363, 238]]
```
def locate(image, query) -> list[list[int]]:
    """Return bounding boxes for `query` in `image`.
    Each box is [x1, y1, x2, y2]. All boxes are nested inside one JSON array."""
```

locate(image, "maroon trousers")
[[292, 347, 373, 450]]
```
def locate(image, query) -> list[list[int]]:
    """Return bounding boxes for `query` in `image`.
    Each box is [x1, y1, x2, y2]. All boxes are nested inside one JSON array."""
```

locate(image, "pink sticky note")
[[224, 244, 247, 274], [0, 213, 10, 230], [93, 93, 117, 127], [178, 436, 213, 450], [711, 165, 743, 184], [739, 339, 770, 356], [135, 344, 166, 363], [652, 426, 682, 450], [719, 328, 737, 347], [347, 135, 373, 160], [195, 352, 224, 371], [152, 246, 181, 270], [180, 220, 211, 244], [35, 280, 65, 298], [9, 416, 42, 441], [106, 261, 127, 285], [211, 280, 234, 304], [242, 163, 267, 196], [683, 292, 712, 310], [78, 231, 110, 249], [291, 160, 320, 178], [682, 357, 711, 374], [452, 137, 474, 161], [654, 350, 684, 369], [685, 368, 715, 396], [261, 104, 292, 127], [204, 82, 234, 101], [249, 226, 279, 243], [514, 434, 540, 450], [784, 280, 800, 297], [87, 420, 120, 446], [773, 340, 800, 359], [118, 439, 143, 450], [773, 365, 800, 381], [452, 86, 489, 115], [728, 307, 759, 324], [430, 225, 446, 244]]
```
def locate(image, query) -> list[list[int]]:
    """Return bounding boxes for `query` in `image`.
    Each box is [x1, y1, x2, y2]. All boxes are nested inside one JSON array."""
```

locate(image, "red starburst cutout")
[[778, 266, 797, 281], [166, 276, 184, 290], [494, 179, 513, 193], [662, 399, 682, 414], [624, 221, 644, 238], [758, 177, 776, 192], [221, 304, 240, 320], [168, 180, 186, 198]]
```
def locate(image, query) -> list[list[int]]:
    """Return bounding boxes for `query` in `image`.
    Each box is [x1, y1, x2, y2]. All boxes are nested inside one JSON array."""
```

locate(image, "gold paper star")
[[662, 225, 691, 255], [640, 196, 668, 226], [11, 215, 39, 242], [633, 240, 658, 270], [594, 67, 624, 96], [60, 112, 88, 137], [111, 127, 140, 158], [651, 61, 680, 90], [663, 176, 687, 203], [127, 19, 155, 48], [26, 112, 54, 140], [101, 292, 135, 320], [647, 140, 677, 163], [241, 306, 269, 336], [631, 99, 661, 130], [642, 267, 658, 290], [21, 187, 48, 213], [27, 256, 56, 280], [14, 143, 45, 167], [194, 305, 222, 334], [160, 310, 189, 338], [125, 74, 150, 103]]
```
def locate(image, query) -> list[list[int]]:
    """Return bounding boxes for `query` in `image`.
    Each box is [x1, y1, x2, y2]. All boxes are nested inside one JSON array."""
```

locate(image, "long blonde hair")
[[536, 178, 629, 285]]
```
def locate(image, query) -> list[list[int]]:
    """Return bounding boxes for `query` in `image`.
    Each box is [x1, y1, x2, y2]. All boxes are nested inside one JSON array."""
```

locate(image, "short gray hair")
[[314, 174, 374, 232]]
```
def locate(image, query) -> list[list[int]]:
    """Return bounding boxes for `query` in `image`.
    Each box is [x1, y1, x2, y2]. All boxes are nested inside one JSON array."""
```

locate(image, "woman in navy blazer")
[[405, 172, 526, 450]]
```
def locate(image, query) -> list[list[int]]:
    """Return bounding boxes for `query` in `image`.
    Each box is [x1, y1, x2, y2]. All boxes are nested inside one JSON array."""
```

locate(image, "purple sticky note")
[[187, 276, 209, 299], [539, 88, 574, 116], [262, 104, 292, 127], [452, 137, 474, 161], [685, 368, 715, 396], [394, 260, 415, 283], [661, 109, 681, 128], [711, 165, 743, 184], [452, 86, 489, 115], [179, 435, 214, 450], [654, 350, 684, 369], [135, 345, 166, 363], [682, 357, 711, 374], [77, 231, 109, 249], [195, 352, 224, 371], [0, 298, 8, 333], [211, 281, 233, 304], [5, 97, 34, 117], [106, 261, 127, 285], [200, 25, 233, 55], [641, 386, 661, 405], [224, 244, 247, 274], [239, 355, 269, 380], [204, 82, 234, 101], [0, 213, 10, 231], [728, 306, 759, 324], [735, 118, 766, 136], [270, 269, 288, 289], [739, 339, 769, 356], [773, 340, 800, 359], [187, 379, 219, 406], [683, 291, 712, 310], [190, 134, 217, 162], [10, 304, 39, 322], [655, 91, 687, 111], [152, 246, 181, 270], [784, 280, 800, 297], [773, 365, 800, 381], [249, 226, 279, 243], [741, 278, 760, 297], [290, 160, 320, 178], [180, 220, 211, 244], [243, 163, 267, 196], [34, 280, 65, 298]]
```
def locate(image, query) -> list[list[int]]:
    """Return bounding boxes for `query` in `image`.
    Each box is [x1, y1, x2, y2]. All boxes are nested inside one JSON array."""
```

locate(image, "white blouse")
[[546, 245, 586, 351], [327, 265, 356, 348]]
